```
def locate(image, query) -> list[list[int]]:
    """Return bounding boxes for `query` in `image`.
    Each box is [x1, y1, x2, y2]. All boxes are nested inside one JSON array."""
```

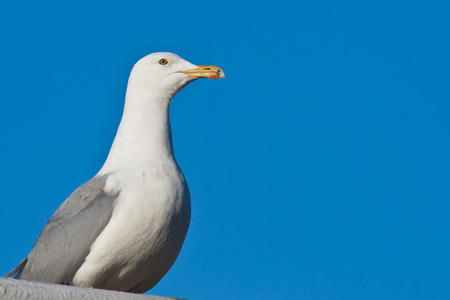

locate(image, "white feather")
[[72, 53, 194, 292]]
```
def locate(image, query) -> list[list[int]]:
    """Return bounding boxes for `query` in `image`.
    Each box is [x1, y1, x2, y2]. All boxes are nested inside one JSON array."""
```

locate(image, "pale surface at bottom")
[[0, 278, 185, 300]]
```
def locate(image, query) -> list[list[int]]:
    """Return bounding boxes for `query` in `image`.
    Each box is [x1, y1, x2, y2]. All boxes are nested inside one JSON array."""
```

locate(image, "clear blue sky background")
[[0, 1, 449, 299]]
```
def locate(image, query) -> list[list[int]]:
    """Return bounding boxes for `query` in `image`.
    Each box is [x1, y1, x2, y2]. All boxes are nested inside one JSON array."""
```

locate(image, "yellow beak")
[[181, 65, 225, 79]]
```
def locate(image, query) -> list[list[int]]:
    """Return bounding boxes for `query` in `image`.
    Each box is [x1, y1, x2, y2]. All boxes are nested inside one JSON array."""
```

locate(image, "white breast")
[[72, 161, 191, 292]]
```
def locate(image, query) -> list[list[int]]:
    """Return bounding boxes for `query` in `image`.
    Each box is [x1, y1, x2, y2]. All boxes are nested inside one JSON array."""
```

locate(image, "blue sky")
[[0, 1, 449, 299]]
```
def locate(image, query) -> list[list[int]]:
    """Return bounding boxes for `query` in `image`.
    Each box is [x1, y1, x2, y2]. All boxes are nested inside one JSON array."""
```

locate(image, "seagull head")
[[127, 52, 225, 99]]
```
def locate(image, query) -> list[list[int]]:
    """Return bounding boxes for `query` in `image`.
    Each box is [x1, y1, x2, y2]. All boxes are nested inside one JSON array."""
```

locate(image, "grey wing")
[[5, 174, 118, 284]]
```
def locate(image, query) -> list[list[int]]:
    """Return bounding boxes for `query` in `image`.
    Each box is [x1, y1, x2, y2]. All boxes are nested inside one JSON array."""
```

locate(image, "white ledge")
[[0, 278, 185, 300]]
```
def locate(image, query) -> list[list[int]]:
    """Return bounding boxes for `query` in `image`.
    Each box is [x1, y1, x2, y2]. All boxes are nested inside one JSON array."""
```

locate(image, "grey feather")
[[3, 259, 27, 278], [5, 174, 117, 283]]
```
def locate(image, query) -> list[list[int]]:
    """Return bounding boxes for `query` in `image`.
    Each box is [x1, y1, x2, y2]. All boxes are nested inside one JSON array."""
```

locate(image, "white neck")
[[98, 86, 174, 174]]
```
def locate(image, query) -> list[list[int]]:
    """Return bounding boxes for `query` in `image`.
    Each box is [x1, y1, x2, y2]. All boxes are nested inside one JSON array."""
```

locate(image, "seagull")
[[4, 52, 225, 293]]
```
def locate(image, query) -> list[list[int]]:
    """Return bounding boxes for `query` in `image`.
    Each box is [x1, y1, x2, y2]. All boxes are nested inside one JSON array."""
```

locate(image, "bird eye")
[[159, 59, 168, 65]]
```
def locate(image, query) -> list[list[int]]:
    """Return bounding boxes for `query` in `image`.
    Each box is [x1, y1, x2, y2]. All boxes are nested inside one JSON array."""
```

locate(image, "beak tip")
[[218, 69, 225, 79]]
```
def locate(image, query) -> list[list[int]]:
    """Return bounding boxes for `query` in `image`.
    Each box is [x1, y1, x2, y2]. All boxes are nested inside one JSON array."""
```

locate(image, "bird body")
[[72, 157, 190, 292], [5, 52, 224, 293]]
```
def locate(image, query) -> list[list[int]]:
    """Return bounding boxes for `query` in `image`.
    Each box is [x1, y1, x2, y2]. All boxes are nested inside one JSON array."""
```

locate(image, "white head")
[[126, 52, 224, 100], [99, 53, 223, 173]]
